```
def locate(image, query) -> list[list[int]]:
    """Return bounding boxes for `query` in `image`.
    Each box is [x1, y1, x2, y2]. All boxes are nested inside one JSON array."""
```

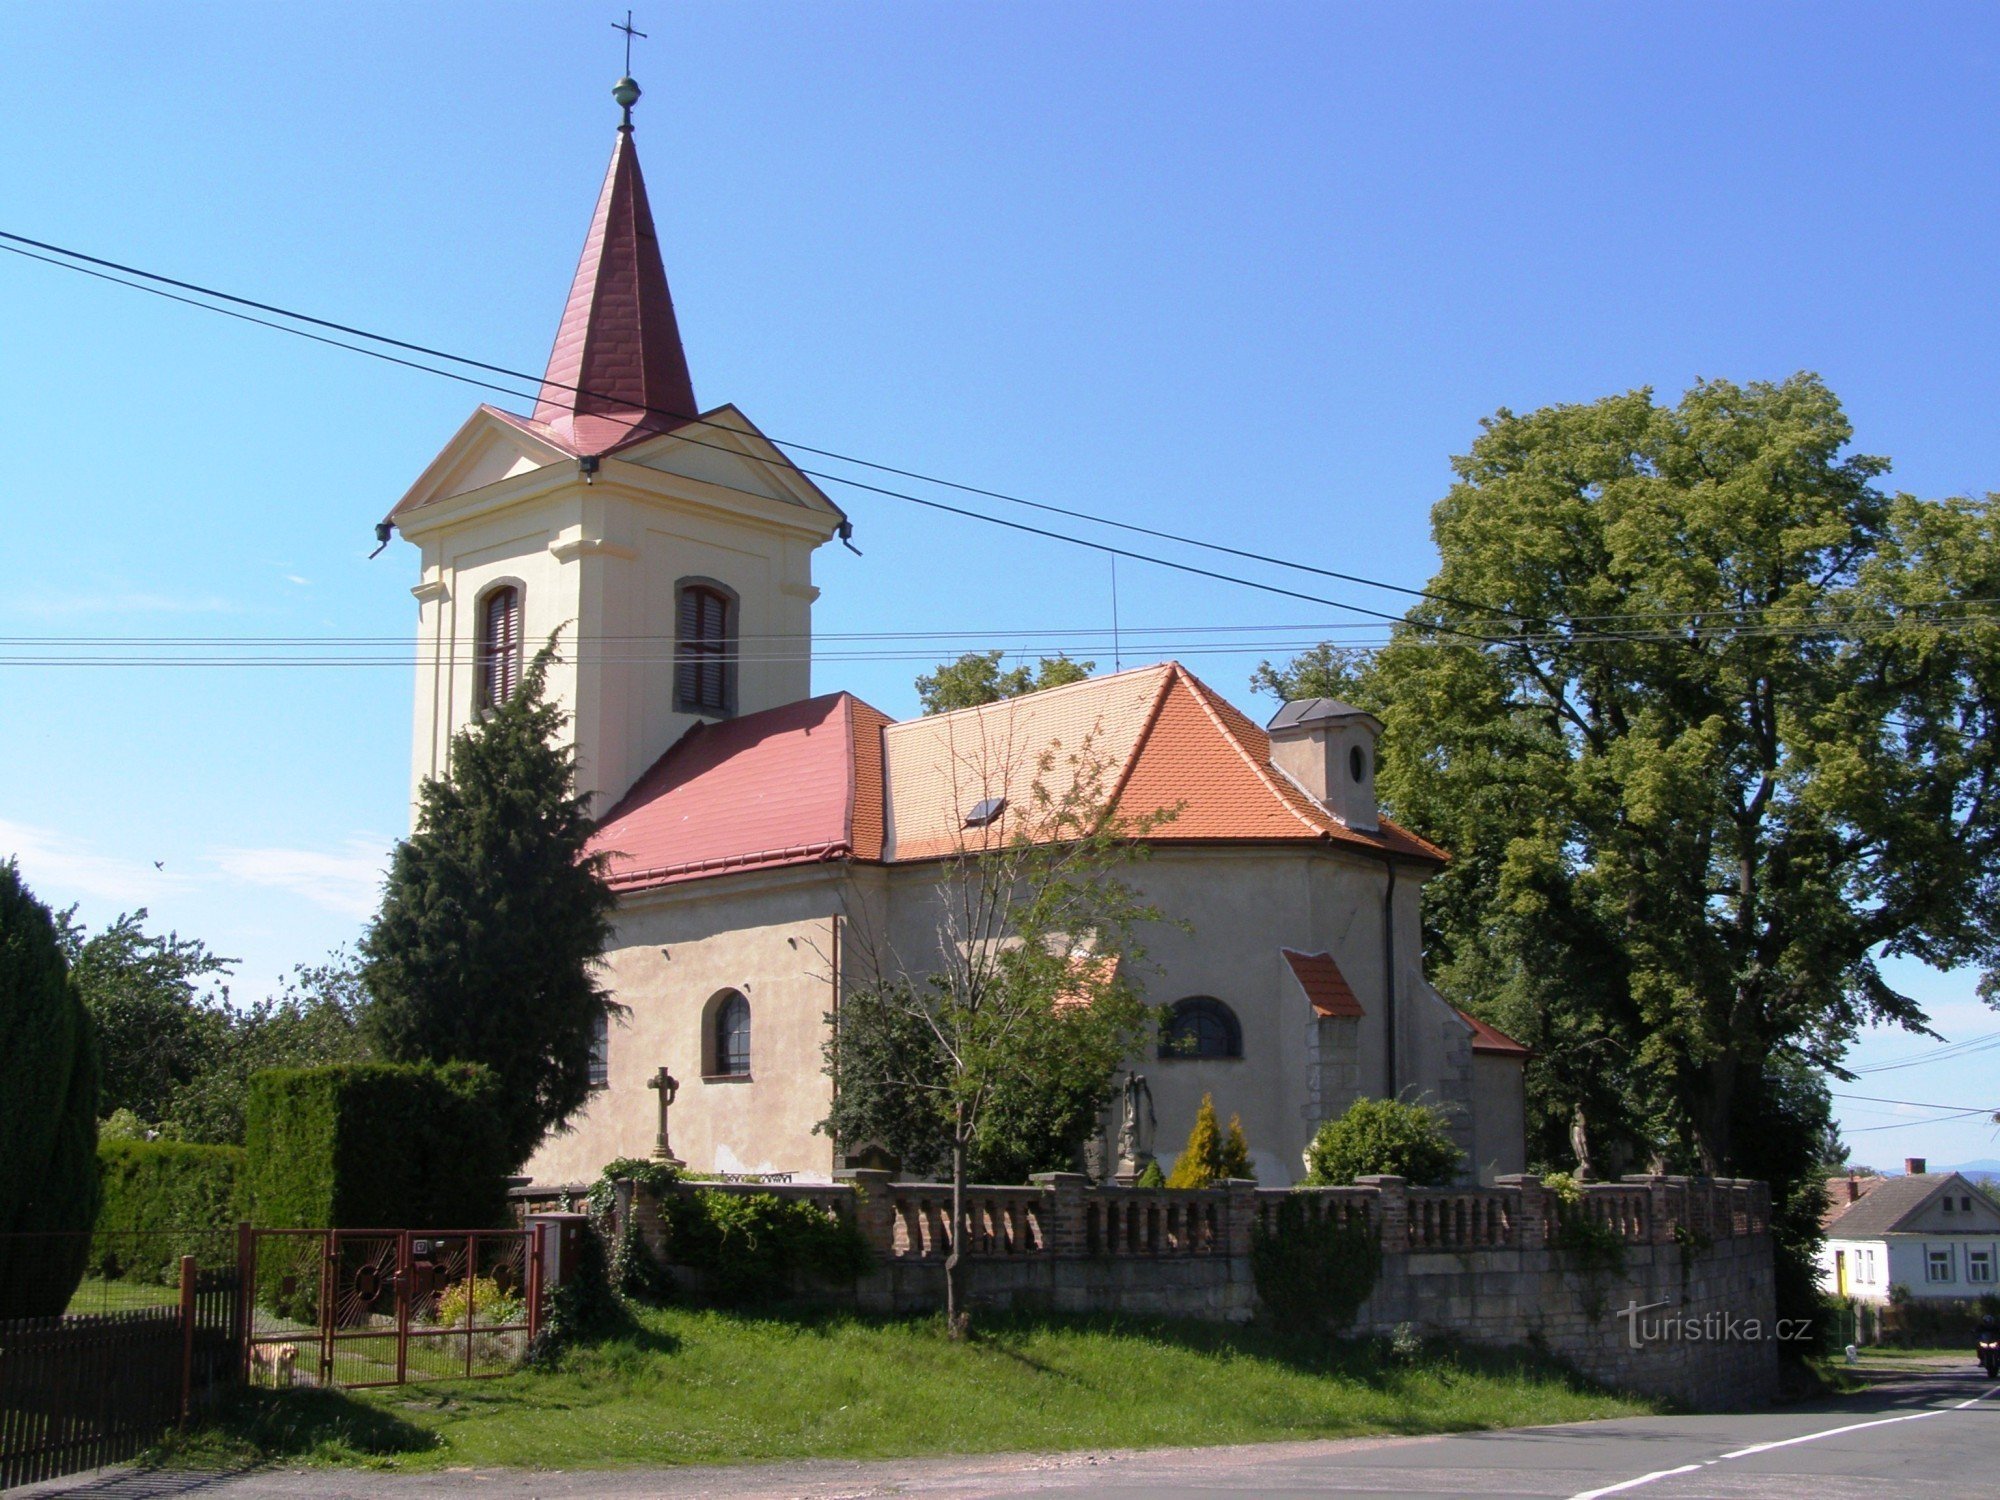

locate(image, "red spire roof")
[[533, 121, 697, 455]]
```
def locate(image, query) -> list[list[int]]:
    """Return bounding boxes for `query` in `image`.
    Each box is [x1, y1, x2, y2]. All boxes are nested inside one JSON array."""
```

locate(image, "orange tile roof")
[[1282, 949, 1364, 1018], [597, 662, 1449, 895], [1455, 1008, 1531, 1057]]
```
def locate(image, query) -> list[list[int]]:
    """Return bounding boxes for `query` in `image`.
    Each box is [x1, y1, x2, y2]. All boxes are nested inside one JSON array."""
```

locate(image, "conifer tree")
[[362, 643, 618, 1169], [0, 860, 101, 1316], [1166, 1093, 1226, 1188], [1220, 1113, 1253, 1182]]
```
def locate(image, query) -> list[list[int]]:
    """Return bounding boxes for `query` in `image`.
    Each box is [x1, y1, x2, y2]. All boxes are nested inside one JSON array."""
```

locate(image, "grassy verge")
[[66, 1277, 183, 1314], [164, 1305, 1656, 1472]]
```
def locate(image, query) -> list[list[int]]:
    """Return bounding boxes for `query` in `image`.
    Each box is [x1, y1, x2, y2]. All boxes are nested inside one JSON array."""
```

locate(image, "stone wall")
[[574, 1170, 1779, 1409]]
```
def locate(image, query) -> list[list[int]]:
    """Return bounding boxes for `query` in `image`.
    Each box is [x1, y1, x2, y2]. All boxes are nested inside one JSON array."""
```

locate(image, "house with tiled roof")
[[384, 79, 1529, 1189], [1818, 1159, 2000, 1302]]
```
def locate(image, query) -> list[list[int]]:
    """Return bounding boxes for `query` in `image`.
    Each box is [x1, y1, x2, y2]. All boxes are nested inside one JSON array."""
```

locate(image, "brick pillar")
[[1623, 1173, 1676, 1245], [1495, 1173, 1547, 1249], [837, 1168, 898, 1260], [1355, 1175, 1408, 1253], [1031, 1172, 1091, 1256], [1221, 1180, 1260, 1257]]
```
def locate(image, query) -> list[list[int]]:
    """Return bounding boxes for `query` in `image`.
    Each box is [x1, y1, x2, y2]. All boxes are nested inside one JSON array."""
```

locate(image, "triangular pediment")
[[391, 407, 572, 518], [615, 405, 844, 518]]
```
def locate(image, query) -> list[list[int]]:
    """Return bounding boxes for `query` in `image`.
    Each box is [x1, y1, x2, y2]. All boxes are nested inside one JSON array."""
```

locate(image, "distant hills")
[[1943, 1159, 2000, 1179]]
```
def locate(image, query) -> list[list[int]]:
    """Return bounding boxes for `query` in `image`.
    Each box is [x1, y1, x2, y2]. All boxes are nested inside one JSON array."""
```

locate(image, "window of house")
[[1926, 1245, 1954, 1282], [588, 1012, 609, 1090], [476, 583, 524, 710], [709, 990, 751, 1077], [675, 580, 736, 716], [1970, 1249, 1995, 1284], [1159, 997, 1243, 1060]]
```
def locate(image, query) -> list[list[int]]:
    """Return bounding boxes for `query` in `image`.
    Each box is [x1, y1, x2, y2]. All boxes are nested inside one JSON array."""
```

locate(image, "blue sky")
[[2, 3, 1996, 1165]]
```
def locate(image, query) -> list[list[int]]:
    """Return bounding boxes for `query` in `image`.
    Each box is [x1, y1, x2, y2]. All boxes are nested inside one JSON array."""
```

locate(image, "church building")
[[384, 78, 1529, 1189]]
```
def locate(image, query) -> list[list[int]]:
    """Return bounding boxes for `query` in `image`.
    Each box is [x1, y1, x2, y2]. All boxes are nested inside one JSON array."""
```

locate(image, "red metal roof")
[[1455, 1008, 1531, 1058], [592, 693, 881, 890], [1282, 949, 1364, 1019], [533, 124, 697, 455]]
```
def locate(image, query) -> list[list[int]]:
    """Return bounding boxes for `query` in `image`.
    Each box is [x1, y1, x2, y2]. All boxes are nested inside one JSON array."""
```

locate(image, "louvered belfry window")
[[675, 581, 734, 715], [476, 584, 523, 710]]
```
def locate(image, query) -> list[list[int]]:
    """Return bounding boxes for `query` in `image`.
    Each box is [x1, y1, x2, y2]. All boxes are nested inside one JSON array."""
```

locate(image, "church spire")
[[532, 73, 698, 454]]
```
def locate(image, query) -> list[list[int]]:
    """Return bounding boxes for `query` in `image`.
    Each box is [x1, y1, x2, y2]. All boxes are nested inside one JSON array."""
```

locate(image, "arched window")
[[1159, 997, 1243, 1060], [708, 990, 751, 1078], [476, 583, 523, 710], [675, 579, 736, 716], [588, 1011, 610, 1090]]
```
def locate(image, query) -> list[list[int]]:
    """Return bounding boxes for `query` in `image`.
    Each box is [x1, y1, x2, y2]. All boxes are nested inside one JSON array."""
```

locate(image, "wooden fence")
[[0, 1255, 240, 1491]]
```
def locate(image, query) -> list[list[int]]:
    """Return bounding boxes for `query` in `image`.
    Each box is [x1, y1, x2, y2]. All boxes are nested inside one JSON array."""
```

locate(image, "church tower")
[[386, 75, 847, 815]]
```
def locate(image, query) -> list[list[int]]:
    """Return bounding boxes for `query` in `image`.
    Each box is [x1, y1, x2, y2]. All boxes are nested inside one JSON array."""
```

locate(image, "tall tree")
[[60, 909, 235, 1126], [362, 643, 619, 1169], [0, 861, 100, 1316], [823, 739, 1166, 1333], [1259, 375, 2000, 1315], [915, 651, 1094, 715]]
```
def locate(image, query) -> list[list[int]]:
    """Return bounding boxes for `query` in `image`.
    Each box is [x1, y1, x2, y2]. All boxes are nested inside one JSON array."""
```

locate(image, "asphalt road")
[[23, 1363, 1999, 1499]]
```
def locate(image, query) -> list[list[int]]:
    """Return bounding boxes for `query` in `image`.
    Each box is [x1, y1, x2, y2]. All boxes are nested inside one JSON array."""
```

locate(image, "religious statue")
[[647, 1066, 684, 1167], [1113, 1070, 1157, 1185]]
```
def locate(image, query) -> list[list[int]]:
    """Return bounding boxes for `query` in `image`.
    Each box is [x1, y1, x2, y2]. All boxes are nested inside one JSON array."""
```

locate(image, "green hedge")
[[243, 1062, 511, 1231], [90, 1138, 244, 1284]]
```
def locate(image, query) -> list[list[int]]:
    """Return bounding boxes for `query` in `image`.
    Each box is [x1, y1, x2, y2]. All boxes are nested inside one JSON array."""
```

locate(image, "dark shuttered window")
[[675, 581, 735, 715], [476, 584, 523, 710]]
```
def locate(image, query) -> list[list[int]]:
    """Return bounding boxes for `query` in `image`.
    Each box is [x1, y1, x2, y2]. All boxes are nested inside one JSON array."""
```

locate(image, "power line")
[[1844, 1108, 1994, 1134], [6, 230, 1997, 672]]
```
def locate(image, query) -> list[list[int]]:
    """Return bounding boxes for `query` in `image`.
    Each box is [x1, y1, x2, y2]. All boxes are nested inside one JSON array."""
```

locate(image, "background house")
[[1818, 1159, 2000, 1303]]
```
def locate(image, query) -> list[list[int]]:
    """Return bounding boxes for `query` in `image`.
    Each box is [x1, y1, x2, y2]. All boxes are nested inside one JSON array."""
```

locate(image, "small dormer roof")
[[1268, 698, 1381, 733]]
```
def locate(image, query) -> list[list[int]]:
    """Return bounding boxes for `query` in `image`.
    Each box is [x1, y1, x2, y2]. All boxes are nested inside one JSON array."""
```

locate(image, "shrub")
[[1133, 1160, 1166, 1189], [1302, 1097, 1461, 1186], [242, 1062, 510, 1231], [0, 860, 101, 1319], [433, 1274, 523, 1330], [587, 1158, 872, 1305], [1167, 1095, 1226, 1188], [1250, 1193, 1381, 1330], [91, 1138, 244, 1283]]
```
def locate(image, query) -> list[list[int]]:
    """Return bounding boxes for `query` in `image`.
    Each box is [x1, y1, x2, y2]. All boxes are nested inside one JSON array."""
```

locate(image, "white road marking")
[[1565, 1381, 2000, 1500], [1567, 1463, 1704, 1499]]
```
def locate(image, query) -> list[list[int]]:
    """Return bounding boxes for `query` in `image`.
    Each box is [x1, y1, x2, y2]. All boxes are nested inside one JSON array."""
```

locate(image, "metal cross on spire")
[[613, 10, 647, 75]]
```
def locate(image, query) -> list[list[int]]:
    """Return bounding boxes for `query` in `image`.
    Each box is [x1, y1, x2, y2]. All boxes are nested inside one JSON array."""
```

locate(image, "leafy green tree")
[[0, 861, 101, 1317], [916, 651, 1094, 715], [1303, 1097, 1462, 1186], [822, 738, 1167, 1333], [362, 643, 619, 1169], [60, 909, 234, 1127], [1259, 374, 2000, 1322], [169, 952, 374, 1144]]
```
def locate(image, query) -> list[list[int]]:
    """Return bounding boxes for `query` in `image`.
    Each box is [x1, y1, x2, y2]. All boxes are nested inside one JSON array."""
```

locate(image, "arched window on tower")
[[706, 989, 752, 1078], [475, 583, 524, 710], [1158, 997, 1243, 1060], [675, 579, 737, 716]]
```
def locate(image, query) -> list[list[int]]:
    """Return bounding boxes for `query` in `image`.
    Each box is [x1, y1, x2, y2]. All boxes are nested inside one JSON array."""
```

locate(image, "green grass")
[[66, 1276, 183, 1314], [166, 1304, 1657, 1472]]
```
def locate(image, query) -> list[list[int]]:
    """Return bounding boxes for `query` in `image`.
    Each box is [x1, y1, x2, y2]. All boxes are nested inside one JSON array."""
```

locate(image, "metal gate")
[[245, 1228, 539, 1389]]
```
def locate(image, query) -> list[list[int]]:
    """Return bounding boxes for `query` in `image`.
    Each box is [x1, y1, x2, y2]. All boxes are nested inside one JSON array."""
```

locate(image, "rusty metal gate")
[[244, 1228, 539, 1389]]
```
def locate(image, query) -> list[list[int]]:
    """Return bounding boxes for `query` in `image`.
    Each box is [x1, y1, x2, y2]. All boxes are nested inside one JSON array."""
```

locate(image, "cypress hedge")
[[0, 860, 101, 1319], [243, 1062, 511, 1231], [90, 1138, 244, 1284]]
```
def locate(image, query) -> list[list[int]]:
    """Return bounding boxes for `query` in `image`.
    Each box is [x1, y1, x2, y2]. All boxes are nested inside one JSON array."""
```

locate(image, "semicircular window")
[[1159, 997, 1243, 1060], [712, 990, 751, 1077]]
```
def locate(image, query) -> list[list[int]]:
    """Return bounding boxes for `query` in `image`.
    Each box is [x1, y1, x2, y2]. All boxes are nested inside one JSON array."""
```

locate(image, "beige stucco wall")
[[521, 840, 1524, 1192], [522, 865, 850, 1186], [1469, 1053, 1528, 1184]]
